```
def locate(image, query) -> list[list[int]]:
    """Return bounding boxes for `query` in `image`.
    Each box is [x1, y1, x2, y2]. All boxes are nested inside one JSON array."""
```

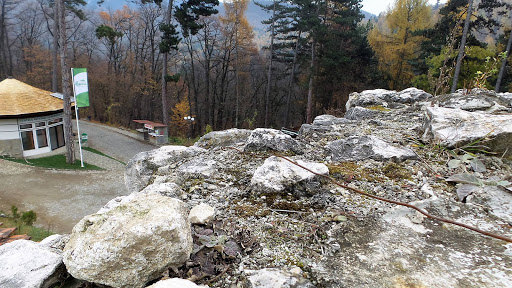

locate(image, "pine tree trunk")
[[306, 37, 315, 124], [52, 1, 58, 92], [451, 0, 474, 93], [495, 26, 512, 92], [161, 0, 174, 128], [57, 0, 75, 164], [283, 32, 301, 128], [264, 0, 276, 127]]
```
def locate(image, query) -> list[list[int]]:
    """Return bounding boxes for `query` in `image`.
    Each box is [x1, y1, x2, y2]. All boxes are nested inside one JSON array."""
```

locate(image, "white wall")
[[0, 119, 19, 140]]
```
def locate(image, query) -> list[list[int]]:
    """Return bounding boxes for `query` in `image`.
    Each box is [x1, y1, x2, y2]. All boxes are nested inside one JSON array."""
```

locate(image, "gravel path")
[[0, 121, 159, 234]]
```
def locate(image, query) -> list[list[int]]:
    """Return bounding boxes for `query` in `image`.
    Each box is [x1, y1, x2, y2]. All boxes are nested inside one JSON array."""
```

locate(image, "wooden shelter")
[[133, 120, 168, 145], [0, 78, 67, 157]]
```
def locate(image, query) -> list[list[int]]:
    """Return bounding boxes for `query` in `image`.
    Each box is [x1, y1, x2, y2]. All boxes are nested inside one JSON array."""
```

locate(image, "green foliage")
[[175, 0, 219, 37], [205, 124, 213, 134], [1, 207, 52, 241], [168, 136, 200, 146], [467, 51, 506, 89], [164, 73, 181, 83], [95, 24, 123, 44], [21, 211, 37, 226], [159, 23, 181, 53]]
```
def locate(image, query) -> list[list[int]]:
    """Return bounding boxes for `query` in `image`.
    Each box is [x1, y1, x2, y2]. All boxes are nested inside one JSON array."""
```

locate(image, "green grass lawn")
[[81, 147, 126, 165], [1, 154, 102, 170]]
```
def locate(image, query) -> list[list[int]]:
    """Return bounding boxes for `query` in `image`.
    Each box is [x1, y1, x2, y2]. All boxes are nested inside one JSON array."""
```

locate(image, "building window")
[[21, 131, 35, 150], [19, 114, 64, 153], [49, 125, 65, 149], [19, 123, 32, 129], [36, 129, 48, 148]]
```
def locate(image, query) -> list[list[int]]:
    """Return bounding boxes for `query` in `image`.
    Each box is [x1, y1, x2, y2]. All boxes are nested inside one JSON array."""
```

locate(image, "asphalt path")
[[0, 121, 157, 234], [77, 121, 156, 163]]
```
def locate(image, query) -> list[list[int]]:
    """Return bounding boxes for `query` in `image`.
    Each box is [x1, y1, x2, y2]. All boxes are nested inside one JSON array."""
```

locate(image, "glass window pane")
[[36, 129, 48, 148], [36, 122, 45, 127], [21, 131, 35, 150], [19, 124, 32, 129]]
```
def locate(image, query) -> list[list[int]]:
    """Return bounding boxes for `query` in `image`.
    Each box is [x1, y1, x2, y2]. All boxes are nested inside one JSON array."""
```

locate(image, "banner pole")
[[71, 68, 84, 167]]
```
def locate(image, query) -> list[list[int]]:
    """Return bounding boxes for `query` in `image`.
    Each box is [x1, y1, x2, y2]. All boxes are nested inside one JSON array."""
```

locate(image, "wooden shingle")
[[0, 79, 64, 116]]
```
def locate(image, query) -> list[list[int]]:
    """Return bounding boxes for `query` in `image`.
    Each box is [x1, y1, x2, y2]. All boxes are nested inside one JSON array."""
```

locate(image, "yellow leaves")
[[171, 97, 192, 137], [98, 5, 138, 29], [368, 0, 433, 89]]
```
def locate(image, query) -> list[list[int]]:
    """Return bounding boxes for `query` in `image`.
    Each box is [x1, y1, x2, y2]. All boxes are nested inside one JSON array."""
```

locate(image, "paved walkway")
[[76, 121, 156, 164]]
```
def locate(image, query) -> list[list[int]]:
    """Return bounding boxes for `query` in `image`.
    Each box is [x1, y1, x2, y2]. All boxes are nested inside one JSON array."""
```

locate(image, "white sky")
[[361, 0, 447, 16]]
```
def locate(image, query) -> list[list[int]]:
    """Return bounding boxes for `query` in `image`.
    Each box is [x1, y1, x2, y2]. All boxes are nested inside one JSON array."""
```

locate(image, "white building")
[[0, 78, 67, 157]]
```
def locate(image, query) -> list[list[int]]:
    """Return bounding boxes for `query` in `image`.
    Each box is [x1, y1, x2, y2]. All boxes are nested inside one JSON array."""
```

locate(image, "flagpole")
[[71, 68, 85, 167]]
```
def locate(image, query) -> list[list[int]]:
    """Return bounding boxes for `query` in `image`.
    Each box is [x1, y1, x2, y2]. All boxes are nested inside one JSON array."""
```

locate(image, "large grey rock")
[[312, 114, 351, 126], [177, 158, 218, 178], [147, 278, 207, 288], [327, 135, 417, 162], [498, 92, 512, 107], [125, 146, 205, 193], [344, 106, 381, 120], [194, 128, 252, 149], [188, 203, 215, 224], [299, 115, 351, 137], [244, 128, 302, 154], [437, 94, 497, 111], [346, 89, 391, 110], [63, 192, 193, 288], [246, 267, 314, 288], [0, 240, 65, 288], [346, 88, 432, 110], [251, 156, 328, 193], [140, 182, 183, 198], [383, 87, 432, 104], [422, 107, 512, 156]]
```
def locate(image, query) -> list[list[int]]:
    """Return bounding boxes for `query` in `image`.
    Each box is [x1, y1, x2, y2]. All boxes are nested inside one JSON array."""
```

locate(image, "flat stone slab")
[[422, 107, 512, 156]]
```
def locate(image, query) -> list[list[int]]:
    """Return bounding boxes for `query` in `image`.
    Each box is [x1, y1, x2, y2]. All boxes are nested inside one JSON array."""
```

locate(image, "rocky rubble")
[[2, 87, 512, 287]]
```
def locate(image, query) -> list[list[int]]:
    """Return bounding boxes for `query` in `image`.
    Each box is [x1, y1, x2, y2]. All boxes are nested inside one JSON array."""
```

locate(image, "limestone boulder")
[[147, 278, 207, 288], [251, 156, 329, 194], [312, 114, 351, 126], [0, 239, 65, 288], [299, 115, 351, 137], [344, 106, 382, 120], [63, 192, 192, 288], [246, 267, 314, 288], [140, 182, 183, 198], [244, 128, 302, 154], [327, 135, 417, 162], [194, 128, 252, 149], [188, 203, 215, 224], [436, 93, 500, 111], [422, 107, 512, 156], [125, 146, 205, 193], [346, 89, 392, 110], [382, 87, 432, 104], [346, 88, 431, 110], [498, 92, 512, 107]]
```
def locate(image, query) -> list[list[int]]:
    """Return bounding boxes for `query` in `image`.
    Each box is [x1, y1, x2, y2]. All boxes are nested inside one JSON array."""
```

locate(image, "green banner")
[[72, 68, 89, 107]]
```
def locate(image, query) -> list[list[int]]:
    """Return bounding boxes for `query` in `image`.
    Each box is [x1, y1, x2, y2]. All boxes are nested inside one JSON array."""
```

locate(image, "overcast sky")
[[361, 0, 447, 16]]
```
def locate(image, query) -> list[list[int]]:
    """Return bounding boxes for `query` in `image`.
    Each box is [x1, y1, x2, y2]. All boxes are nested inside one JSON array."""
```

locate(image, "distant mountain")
[[218, 1, 377, 31], [89, 0, 377, 32]]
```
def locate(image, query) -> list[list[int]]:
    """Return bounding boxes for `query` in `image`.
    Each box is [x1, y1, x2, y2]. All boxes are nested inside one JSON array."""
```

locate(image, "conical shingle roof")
[[0, 78, 63, 117]]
